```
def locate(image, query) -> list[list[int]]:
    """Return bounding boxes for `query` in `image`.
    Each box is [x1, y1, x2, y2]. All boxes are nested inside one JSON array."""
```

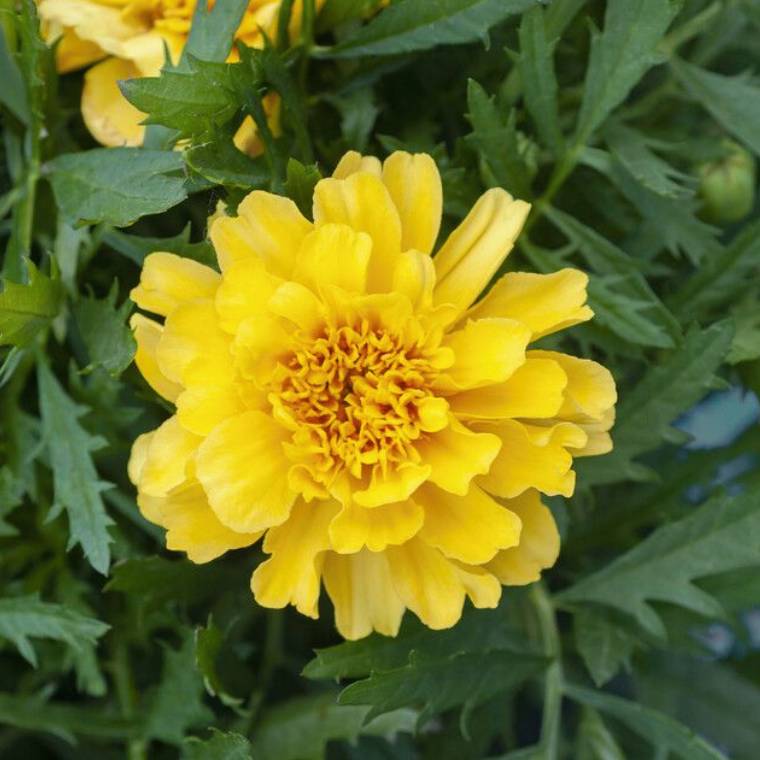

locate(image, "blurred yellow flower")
[[128, 150, 616, 639], [38, 0, 313, 149]]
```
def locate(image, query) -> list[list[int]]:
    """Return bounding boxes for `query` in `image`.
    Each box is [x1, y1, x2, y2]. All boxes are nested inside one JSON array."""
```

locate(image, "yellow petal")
[[453, 562, 502, 608], [323, 550, 405, 639], [530, 350, 617, 423], [486, 490, 560, 585], [231, 314, 292, 386], [313, 172, 402, 292], [386, 538, 466, 630], [392, 249, 436, 311], [328, 500, 424, 553], [251, 498, 339, 618], [127, 430, 153, 486], [436, 318, 531, 391], [465, 269, 593, 339], [130, 252, 220, 318], [294, 224, 372, 295], [449, 357, 567, 420], [352, 462, 431, 508], [415, 417, 501, 495], [214, 256, 282, 335], [156, 300, 232, 387], [415, 483, 521, 564], [233, 93, 281, 157], [82, 57, 145, 147], [138, 481, 261, 564], [195, 411, 296, 533], [138, 416, 201, 497], [433, 188, 530, 313], [574, 407, 615, 457], [382, 151, 442, 255], [209, 191, 312, 275], [332, 150, 382, 179], [175, 384, 245, 437], [478, 420, 587, 499], [130, 314, 182, 402], [51, 25, 105, 73], [267, 282, 326, 334]]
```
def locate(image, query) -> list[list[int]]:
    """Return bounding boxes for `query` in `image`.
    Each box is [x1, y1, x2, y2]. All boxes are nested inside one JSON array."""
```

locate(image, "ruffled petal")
[[415, 417, 501, 495], [436, 318, 531, 391], [415, 482, 521, 564], [251, 498, 339, 618], [332, 150, 382, 179], [175, 384, 245, 437], [486, 490, 560, 585], [130, 314, 182, 402], [392, 250, 436, 311], [453, 562, 502, 608], [267, 282, 326, 334], [323, 550, 405, 639], [130, 252, 220, 318], [574, 407, 615, 457], [313, 172, 402, 292], [138, 481, 261, 563], [433, 188, 530, 313], [137, 416, 201, 497], [466, 269, 593, 339], [478, 420, 587, 499], [352, 462, 431, 508], [328, 500, 424, 553], [196, 411, 296, 533], [382, 151, 442, 255], [449, 357, 567, 420]]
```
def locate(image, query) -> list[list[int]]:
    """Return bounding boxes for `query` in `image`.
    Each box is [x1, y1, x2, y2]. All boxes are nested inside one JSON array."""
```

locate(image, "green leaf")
[[517, 5, 563, 154], [181, 0, 249, 65], [46, 148, 187, 227], [579, 320, 733, 485], [250, 693, 415, 760], [194, 618, 243, 709], [557, 486, 760, 637], [566, 685, 727, 760], [466, 79, 530, 197], [0, 261, 63, 347], [185, 138, 270, 190], [284, 158, 322, 219], [144, 633, 214, 745], [0, 595, 109, 667], [727, 292, 760, 364], [0, 19, 29, 124], [671, 58, 760, 157], [322, 0, 536, 59], [73, 284, 136, 376], [576, 708, 625, 760], [573, 607, 640, 687], [183, 730, 253, 760], [574, 0, 682, 145], [103, 226, 215, 267], [37, 358, 113, 574]]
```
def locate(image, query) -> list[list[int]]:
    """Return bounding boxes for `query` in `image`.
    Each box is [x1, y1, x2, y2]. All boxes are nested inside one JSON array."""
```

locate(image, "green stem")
[[660, 0, 723, 56], [531, 583, 563, 760], [112, 638, 148, 760], [246, 611, 283, 732]]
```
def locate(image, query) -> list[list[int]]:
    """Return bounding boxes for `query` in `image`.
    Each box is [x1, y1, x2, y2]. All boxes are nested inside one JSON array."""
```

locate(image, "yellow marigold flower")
[[128, 150, 617, 639], [37, 0, 313, 149]]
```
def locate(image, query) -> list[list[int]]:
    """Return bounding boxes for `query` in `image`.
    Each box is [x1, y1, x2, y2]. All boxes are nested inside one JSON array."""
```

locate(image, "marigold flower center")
[[269, 322, 442, 481]]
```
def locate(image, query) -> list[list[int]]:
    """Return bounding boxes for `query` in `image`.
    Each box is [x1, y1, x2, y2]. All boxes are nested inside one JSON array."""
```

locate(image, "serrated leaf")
[[47, 148, 187, 227], [73, 284, 136, 376], [576, 708, 625, 760], [183, 730, 253, 760], [566, 685, 727, 760], [579, 320, 733, 485], [185, 138, 270, 190], [37, 359, 113, 574], [558, 486, 760, 637], [671, 58, 760, 157], [322, 0, 536, 59], [574, 0, 682, 145], [517, 5, 563, 154], [284, 158, 322, 219], [250, 693, 415, 760], [0, 261, 63, 347], [727, 293, 760, 364], [0, 595, 109, 667]]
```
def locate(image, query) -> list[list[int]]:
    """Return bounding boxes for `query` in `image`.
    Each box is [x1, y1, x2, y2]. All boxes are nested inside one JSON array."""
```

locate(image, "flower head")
[[128, 150, 617, 639], [38, 0, 309, 148]]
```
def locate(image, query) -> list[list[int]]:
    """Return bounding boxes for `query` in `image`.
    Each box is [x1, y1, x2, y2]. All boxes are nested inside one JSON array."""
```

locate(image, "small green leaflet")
[[183, 730, 253, 760], [73, 284, 136, 376], [0, 261, 63, 347], [566, 685, 727, 760], [574, 0, 682, 146], [284, 158, 322, 219], [0, 595, 109, 667], [37, 359, 113, 574], [46, 148, 187, 227], [576, 708, 625, 760], [579, 320, 733, 485], [557, 485, 760, 638], [322, 0, 537, 58], [672, 58, 760, 157]]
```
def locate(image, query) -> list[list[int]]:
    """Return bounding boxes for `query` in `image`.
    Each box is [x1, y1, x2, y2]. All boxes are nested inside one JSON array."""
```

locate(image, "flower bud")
[[698, 140, 756, 224]]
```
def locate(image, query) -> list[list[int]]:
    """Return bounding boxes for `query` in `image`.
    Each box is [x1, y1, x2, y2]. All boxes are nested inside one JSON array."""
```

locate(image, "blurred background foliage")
[[1, 0, 760, 757]]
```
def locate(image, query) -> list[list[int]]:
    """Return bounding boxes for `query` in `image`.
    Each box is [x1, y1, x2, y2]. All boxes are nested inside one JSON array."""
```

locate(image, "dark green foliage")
[[2, 1, 760, 758]]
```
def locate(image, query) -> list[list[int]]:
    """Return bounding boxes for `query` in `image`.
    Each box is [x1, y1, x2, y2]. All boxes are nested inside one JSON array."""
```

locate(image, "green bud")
[[698, 140, 756, 224]]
